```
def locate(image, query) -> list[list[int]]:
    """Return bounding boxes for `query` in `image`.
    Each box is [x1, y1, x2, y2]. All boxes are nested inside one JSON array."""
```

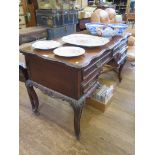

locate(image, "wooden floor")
[[19, 62, 135, 155]]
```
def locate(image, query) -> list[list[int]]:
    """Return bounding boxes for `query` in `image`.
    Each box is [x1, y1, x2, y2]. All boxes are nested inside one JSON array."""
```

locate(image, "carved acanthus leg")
[[71, 102, 84, 140], [118, 59, 127, 82], [26, 85, 39, 115]]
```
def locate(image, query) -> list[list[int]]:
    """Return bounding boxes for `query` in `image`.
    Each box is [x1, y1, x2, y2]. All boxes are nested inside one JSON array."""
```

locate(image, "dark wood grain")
[[25, 55, 82, 99]]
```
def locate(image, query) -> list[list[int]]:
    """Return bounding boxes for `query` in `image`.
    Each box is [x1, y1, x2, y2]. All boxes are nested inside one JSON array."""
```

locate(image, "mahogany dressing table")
[[20, 31, 130, 139]]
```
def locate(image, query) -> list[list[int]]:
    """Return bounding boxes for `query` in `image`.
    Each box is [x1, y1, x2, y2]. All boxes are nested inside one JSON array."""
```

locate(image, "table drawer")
[[113, 46, 128, 63], [81, 72, 99, 94], [113, 38, 128, 55], [82, 50, 112, 80], [117, 52, 127, 65]]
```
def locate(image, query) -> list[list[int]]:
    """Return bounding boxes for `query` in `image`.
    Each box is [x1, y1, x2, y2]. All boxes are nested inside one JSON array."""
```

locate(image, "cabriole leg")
[[26, 85, 39, 115], [118, 59, 127, 82], [71, 102, 84, 140]]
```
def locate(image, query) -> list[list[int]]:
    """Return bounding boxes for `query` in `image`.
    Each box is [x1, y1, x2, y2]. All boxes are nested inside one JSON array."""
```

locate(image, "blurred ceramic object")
[[91, 12, 100, 23], [105, 8, 116, 21], [115, 15, 123, 23], [96, 28, 103, 36], [91, 9, 110, 24], [128, 36, 135, 46], [100, 10, 110, 24], [109, 19, 116, 24], [85, 23, 106, 35], [103, 27, 118, 37], [94, 9, 103, 15], [108, 23, 128, 35], [97, 27, 119, 37]]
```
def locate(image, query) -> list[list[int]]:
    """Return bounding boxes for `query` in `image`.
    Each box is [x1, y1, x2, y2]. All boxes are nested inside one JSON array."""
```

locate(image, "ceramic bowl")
[[85, 23, 106, 35], [108, 23, 128, 35], [102, 27, 119, 37]]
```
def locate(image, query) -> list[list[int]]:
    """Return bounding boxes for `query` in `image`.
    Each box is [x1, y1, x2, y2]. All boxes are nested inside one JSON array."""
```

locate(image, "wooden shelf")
[[116, 5, 126, 7], [113, 0, 127, 14]]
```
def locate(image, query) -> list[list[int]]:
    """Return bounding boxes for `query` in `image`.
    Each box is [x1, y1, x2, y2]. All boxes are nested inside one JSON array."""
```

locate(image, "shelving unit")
[[106, 0, 128, 14], [115, 0, 128, 14], [19, 1, 26, 29]]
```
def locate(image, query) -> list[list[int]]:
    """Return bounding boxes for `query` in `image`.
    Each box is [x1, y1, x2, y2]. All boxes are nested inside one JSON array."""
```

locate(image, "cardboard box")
[[86, 97, 112, 112], [86, 84, 114, 112], [86, 70, 119, 112]]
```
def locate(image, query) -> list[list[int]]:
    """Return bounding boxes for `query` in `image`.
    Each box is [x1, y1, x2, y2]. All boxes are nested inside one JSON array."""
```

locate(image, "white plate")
[[62, 34, 109, 47], [32, 40, 62, 50], [53, 46, 85, 57]]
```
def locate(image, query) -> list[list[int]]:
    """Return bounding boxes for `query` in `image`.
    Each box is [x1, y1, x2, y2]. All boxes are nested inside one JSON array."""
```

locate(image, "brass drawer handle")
[[95, 61, 102, 69], [88, 81, 96, 88], [83, 80, 98, 94], [113, 39, 127, 51]]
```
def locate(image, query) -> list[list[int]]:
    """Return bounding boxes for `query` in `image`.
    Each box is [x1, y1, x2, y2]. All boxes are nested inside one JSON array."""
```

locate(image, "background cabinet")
[[19, 1, 26, 29], [106, 0, 128, 14], [19, 0, 38, 28], [113, 0, 128, 14]]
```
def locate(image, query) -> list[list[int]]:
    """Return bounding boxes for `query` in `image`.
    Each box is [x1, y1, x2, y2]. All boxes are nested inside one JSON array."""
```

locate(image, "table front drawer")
[[113, 38, 128, 55], [81, 72, 99, 94], [113, 45, 128, 63], [117, 52, 127, 64], [82, 50, 112, 80]]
